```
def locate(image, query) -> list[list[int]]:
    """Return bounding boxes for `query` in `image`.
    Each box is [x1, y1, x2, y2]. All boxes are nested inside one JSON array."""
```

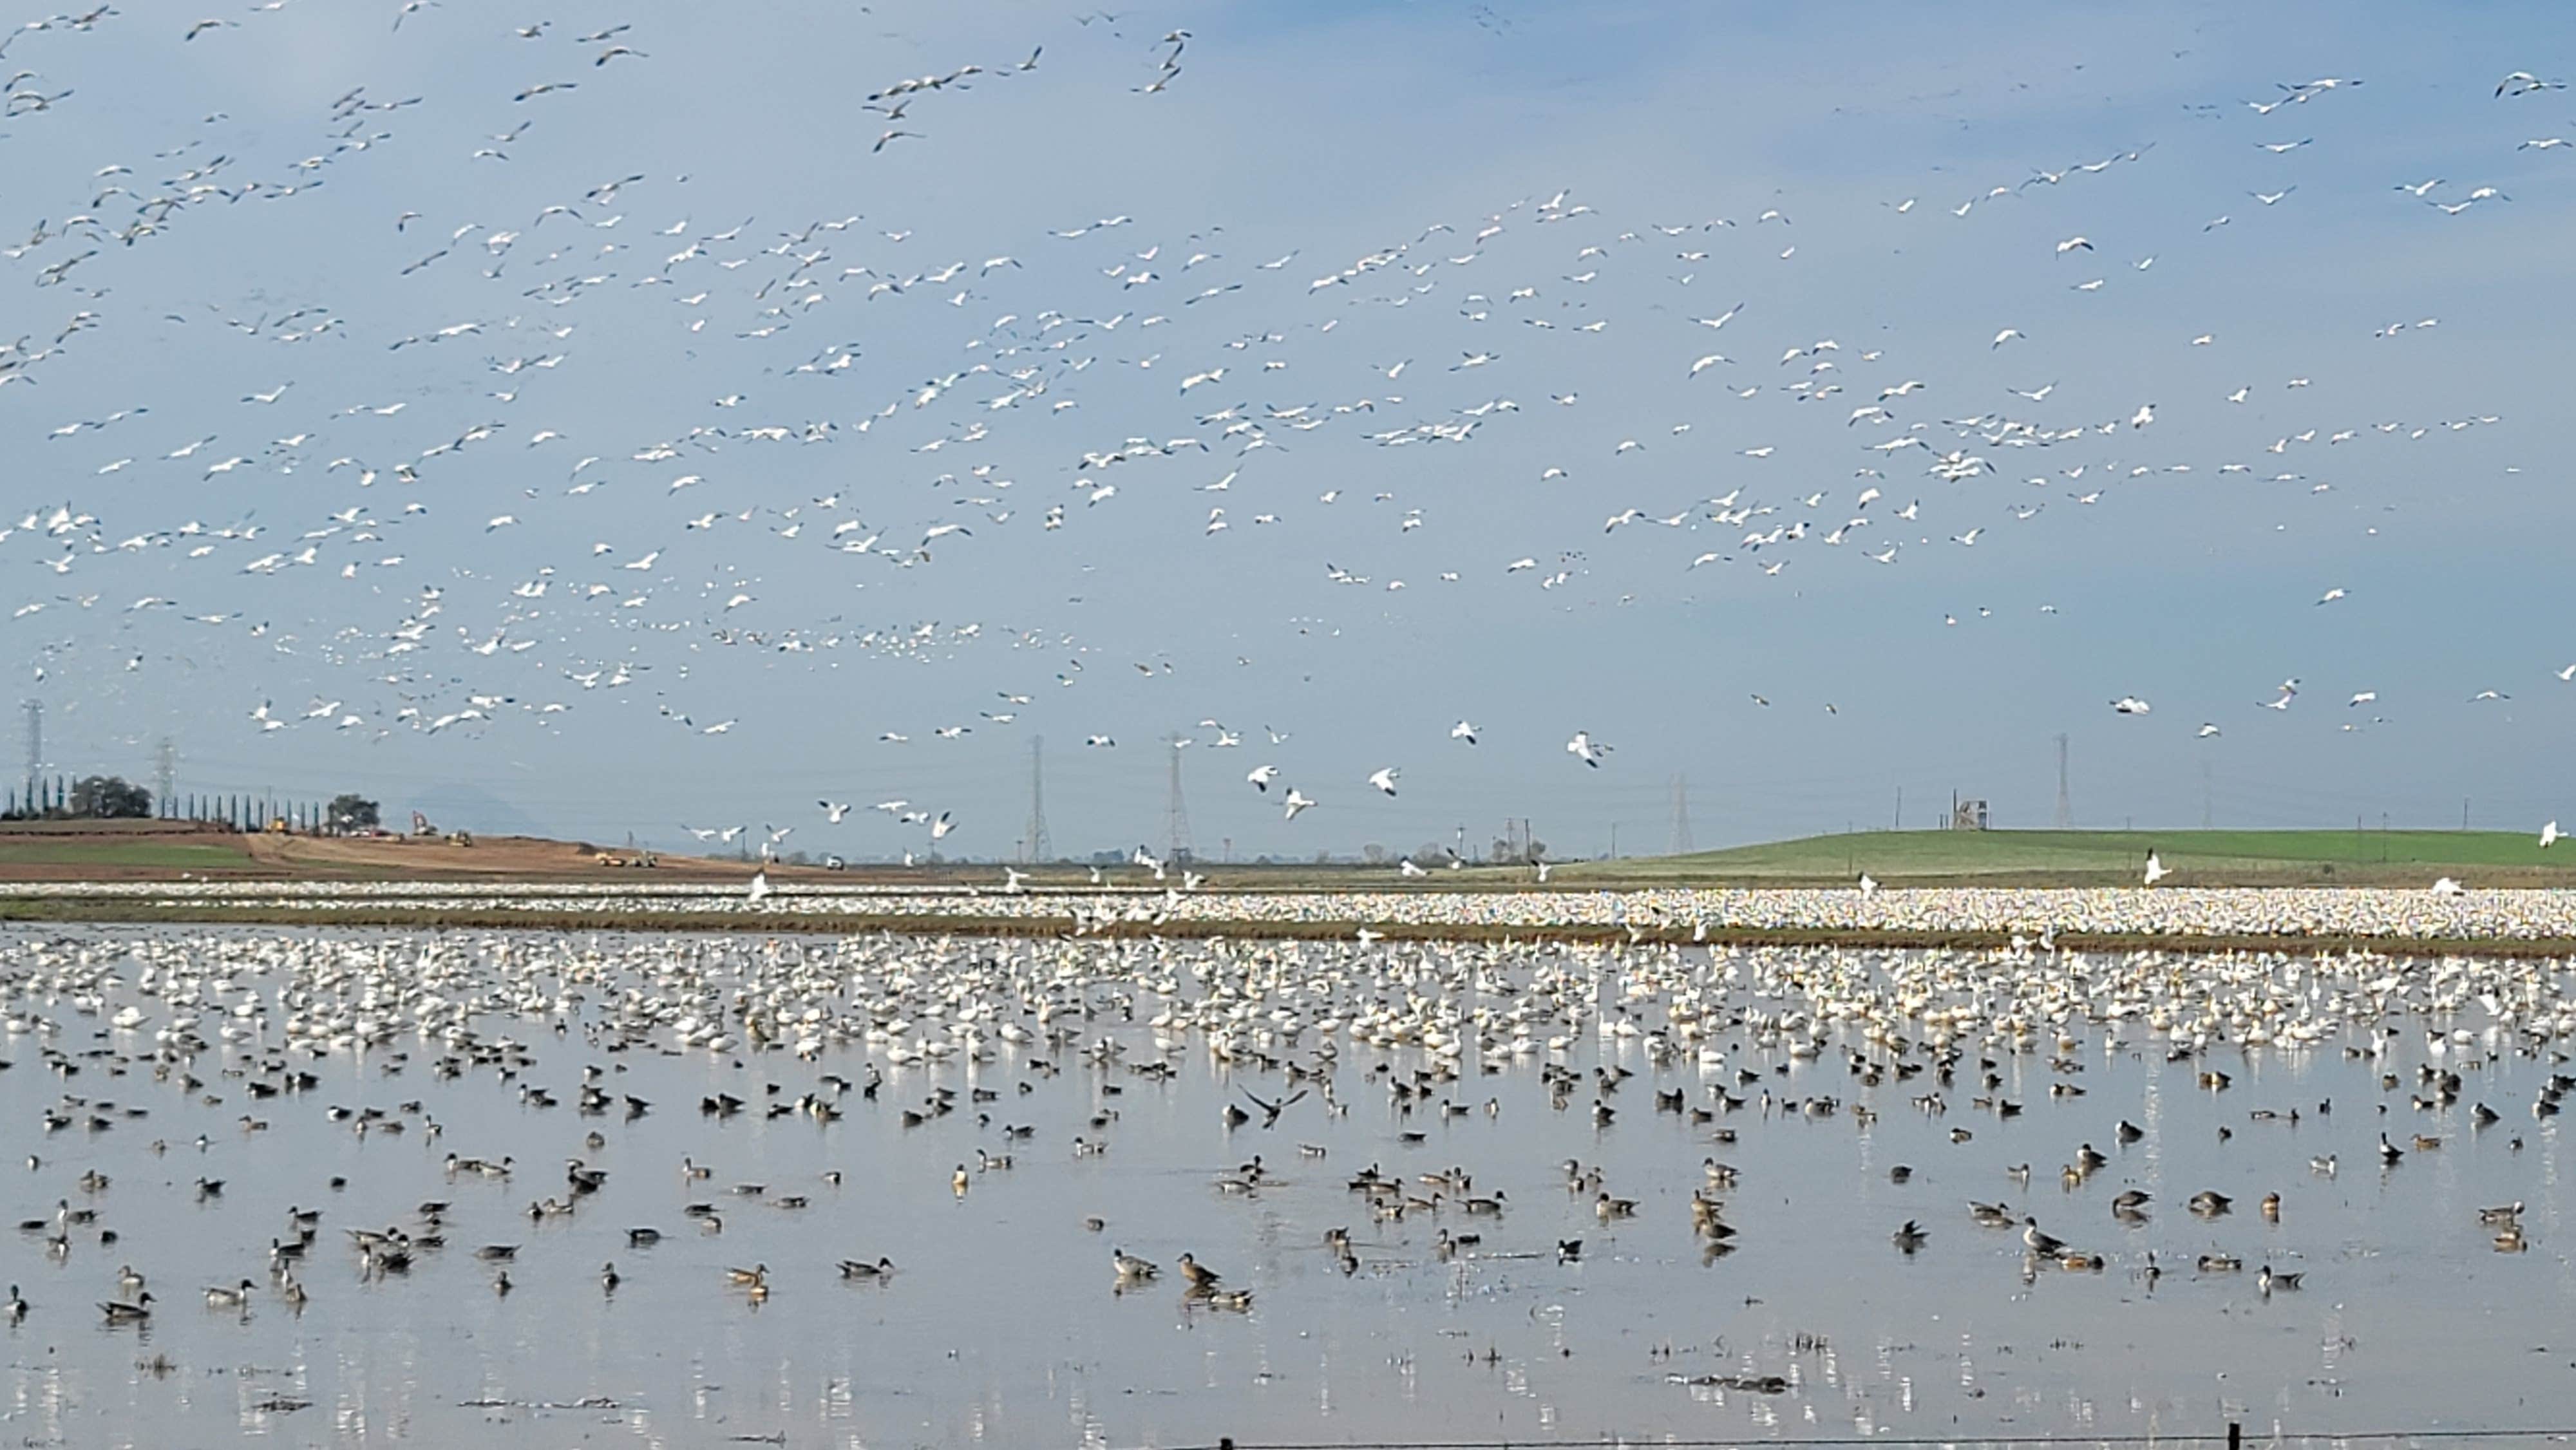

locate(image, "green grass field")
[[1558, 829, 2576, 887], [0, 840, 254, 870]]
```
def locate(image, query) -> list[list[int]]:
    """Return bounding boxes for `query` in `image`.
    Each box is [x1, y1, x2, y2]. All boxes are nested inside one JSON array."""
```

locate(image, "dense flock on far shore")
[[12, 878, 2576, 943]]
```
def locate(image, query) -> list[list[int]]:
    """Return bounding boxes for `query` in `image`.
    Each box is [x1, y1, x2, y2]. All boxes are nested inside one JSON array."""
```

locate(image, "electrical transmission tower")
[[2053, 733, 2071, 829], [1667, 773, 1694, 856], [1162, 733, 1195, 862], [21, 700, 39, 811], [155, 737, 176, 818], [1025, 736, 1051, 864]]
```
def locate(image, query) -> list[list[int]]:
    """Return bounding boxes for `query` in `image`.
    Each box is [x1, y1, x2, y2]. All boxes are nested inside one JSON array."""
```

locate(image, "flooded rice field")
[[1, 924, 2570, 1448]]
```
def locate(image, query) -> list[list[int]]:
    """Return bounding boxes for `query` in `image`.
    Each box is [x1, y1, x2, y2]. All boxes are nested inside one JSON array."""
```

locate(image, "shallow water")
[[1, 927, 2568, 1449]]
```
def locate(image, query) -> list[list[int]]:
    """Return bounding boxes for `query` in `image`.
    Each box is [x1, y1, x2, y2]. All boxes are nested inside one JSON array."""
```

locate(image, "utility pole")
[[1609, 822, 1618, 860], [2201, 760, 2211, 830], [1894, 786, 1902, 832], [1667, 775, 1694, 856], [1162, 734, 1194, 862], [156, 737, 176, 818], [2053, 733, 2071, 829], [1025, 736, 1050, 865], [2461, 796, 2470, 832], [21, 700, 39, 815]]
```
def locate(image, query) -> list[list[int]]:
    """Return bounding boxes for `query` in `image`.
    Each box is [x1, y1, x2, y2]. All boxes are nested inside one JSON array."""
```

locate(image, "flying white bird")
[[2112, 696, 2152, 715], [1450, 720, 1479, 745], [1246, 764, 1279, 792], [1566, 731, 1609, 767], [1367, 767, 1399, 796], [1282, 789, 1316, 820], [2143, 852, 2171, 886]]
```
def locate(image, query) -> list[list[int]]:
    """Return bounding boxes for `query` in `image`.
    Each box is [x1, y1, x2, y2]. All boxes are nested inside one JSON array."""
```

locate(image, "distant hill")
[[1558, 829, 2576, 887], [407, 780, 554, 840]]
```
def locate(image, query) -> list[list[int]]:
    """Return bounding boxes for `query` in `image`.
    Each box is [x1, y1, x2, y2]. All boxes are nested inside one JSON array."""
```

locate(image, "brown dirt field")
[[0, 824, 761, 883]]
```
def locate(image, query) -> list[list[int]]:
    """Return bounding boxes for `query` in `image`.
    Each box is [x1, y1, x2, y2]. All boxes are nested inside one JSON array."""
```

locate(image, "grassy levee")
[[1556, 829, 2576, 888]]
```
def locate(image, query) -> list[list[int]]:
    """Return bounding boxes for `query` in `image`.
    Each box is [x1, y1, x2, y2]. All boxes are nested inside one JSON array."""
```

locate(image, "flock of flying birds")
[[0, 8, 2568, 851]]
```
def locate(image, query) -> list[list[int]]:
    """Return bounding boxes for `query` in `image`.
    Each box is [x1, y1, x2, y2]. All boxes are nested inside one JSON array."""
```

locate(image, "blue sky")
[[2, 0, 2570, 858]]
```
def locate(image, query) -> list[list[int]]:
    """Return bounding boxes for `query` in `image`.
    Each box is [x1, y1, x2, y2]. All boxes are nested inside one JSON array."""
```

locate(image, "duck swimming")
[[98, 1293, 154, 1323], [2020, 1218, 2068, 1257]]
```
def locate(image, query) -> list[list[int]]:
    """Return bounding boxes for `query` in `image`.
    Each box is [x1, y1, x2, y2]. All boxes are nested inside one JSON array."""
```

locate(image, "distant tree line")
[[3, 774, 154, 820]]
